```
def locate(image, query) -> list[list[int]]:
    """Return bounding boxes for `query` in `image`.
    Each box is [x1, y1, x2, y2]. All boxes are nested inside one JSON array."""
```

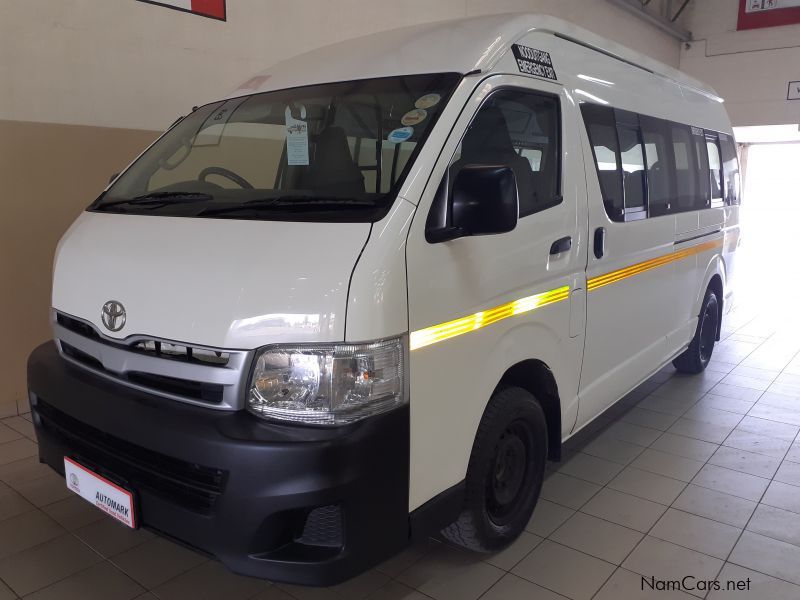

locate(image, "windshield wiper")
[[198, 195, 376, 216], [96, 192, 214, 209]]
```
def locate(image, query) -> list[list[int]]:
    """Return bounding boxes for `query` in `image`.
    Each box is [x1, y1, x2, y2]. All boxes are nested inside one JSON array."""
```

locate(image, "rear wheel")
[[441, 386, 547, 552], [673, 288, 719, 374]]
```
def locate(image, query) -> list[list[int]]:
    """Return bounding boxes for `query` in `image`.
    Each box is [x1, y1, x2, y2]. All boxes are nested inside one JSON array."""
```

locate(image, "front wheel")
[[441, 386, 547, 552], [673, 288, 719, 374]]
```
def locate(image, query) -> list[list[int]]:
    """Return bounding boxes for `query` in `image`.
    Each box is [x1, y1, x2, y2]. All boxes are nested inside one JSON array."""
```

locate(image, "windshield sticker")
[[401, 108, 428, 126], [511, 44, 557, 81], [387, 127, 414, 143], [285, 105, 309, 166], [414, 93, 441, 110]]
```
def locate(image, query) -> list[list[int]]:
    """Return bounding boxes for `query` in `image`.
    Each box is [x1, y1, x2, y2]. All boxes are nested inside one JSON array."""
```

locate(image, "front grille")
[[297, 505, 343, 548], [37, 399, 227, 514], [52, 310, 251, 410]]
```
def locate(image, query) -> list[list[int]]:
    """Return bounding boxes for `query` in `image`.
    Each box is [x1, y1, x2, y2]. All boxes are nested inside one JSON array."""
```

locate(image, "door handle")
[[593, 227, 606, 259], [549, 236, 572, 255]]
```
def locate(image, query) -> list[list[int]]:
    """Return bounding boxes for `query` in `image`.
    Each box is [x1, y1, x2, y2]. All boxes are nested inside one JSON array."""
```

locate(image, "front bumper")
[[28, 342, 410, 586]]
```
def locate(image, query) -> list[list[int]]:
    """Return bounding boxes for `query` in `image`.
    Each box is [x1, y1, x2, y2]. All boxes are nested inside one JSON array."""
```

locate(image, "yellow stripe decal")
[[587, 239, 723, 292], [410, 286, 570, 351]]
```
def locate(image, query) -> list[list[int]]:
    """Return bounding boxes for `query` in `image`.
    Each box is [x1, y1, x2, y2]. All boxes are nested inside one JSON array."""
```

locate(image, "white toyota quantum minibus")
[[28, 14, 741, 585]]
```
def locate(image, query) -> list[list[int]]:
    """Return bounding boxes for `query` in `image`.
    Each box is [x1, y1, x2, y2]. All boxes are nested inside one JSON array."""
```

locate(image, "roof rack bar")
[[552, 32, 655, 75]]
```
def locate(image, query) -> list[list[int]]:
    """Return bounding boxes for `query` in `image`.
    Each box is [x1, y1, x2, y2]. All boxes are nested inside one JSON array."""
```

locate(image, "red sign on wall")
[[137, 0, 226, 21], [738, 0, 800, 30]]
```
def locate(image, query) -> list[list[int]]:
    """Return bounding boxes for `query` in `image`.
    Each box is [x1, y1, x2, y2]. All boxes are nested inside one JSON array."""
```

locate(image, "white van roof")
[[229, 13, 717, 100]]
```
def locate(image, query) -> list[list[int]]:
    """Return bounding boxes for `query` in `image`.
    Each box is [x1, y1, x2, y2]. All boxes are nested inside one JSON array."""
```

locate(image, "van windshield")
[[92, 73, 460, 221]]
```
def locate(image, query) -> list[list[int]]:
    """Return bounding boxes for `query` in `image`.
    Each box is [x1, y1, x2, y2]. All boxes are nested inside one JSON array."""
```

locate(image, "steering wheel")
[[198, 166, 254, 189]]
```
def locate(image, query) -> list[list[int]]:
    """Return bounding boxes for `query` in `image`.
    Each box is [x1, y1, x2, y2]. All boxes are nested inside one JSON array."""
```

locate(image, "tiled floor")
[[4, 305, 800, 599]]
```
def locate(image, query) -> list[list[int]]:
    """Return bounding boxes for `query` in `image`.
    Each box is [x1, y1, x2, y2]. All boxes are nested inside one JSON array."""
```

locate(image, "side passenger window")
[[719, 134, 741, 205], [641, 116, 673, 216], [705, 132, 724, 203], [581, 104, 624, 220], [669, 124, 700, 212], [448, 90, 561, 217]]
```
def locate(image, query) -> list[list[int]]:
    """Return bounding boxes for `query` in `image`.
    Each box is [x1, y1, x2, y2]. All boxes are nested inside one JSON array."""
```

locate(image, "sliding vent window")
[[616, 111, 646, 220], [641, 116, 673, 217], [705, 132, 724, 203], [719, 134, 741, 205], [448, 89, 561, 218], [581, 103, 624, 221], [669, 124, 701, 213]]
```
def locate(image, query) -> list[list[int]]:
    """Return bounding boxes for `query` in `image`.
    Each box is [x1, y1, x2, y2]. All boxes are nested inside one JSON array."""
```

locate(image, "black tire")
[[673, 288, 719, 374], [441, 386, 547, 552]]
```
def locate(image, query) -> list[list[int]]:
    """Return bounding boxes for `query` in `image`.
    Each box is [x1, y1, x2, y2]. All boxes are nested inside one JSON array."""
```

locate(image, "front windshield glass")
[[93, 73, 460, 221]]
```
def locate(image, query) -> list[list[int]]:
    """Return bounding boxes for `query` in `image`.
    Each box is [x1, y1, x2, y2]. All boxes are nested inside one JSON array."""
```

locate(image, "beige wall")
[[0, 0, 681, 415], [680, 0, 800, 127]]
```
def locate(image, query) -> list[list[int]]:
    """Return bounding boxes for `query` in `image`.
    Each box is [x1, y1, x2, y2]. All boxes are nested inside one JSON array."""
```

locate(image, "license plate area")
[[64, 457, 137, 528]]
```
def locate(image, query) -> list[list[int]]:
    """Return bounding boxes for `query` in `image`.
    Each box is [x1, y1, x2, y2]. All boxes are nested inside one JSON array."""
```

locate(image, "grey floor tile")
[[0, 510, 64, 560], [683, 405, 744, 428], [550, 512, 643, 564], [484, 531, 542, 571], [12, 471, 73, 507], [649, 433, 718, 462], [557, 453, 623, 486], [0, 423, 22, 445], [0, 533, 102, 596], [0, 481, 35, 522], [41, 495, 106, 531], [540, 473, 601, 510], [603, 422, 663, 446], [671, 484, 757, 528], [757, 392, 800, 411], [637, 394, 699, 417], [748, 403, 800, 427], [774, 460, 800, 486], [720, 374, 771, 391], [761, 480, 800, 514], [0, 580, 13, 600], [706, 384, 763, 402], [736, 416, 799, 441], [667, 418, 735, 444], [608, 467, 686, 505], [526, 499, 575, 537], [649, 509, 741, 559], [630, 449, 705, 482], [396, 544, 503, 600], [768, 382, 800, 398], [729, 531, 800, 585], [152, 561, 267, 600], [581, 488, 668, 532], [0, 457, 52, 487], [694, 395, 755, 415], [623, 537, 724, 598], [480, 573, 569, 600], [375, 540, 436, 577], [708, 445, 781, 478], [595, 567, 696, 599], [0, 439, 38, 466], [723, 428, 792, 458], [74, 516, 153, 558], [581, 435, 646, 465], [110, 537, 207, 589], [691, 464, 770, 502], [708, 563, 800, 600], [23, 562, 144, 600], [786, 441, 800, 463], [746, 504, 800, 547], [729, 366, 780, 382], [1, 418, 35, 441], [621, 408, 679, 431], [512, 540, 615, 600], [364, 581, 430, 600]]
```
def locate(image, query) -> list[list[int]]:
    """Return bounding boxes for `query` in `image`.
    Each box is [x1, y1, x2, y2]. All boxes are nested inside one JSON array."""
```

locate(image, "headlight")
[[247, 337, 405, 425]]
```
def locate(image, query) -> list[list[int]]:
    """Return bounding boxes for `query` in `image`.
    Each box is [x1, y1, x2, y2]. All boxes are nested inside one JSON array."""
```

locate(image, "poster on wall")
[[738, 0, 800, 30], [137, 0, 226, 21]]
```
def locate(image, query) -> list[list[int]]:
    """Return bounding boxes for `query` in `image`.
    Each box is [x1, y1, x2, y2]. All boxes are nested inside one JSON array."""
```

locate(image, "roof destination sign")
[[511, 44, 558, 81]]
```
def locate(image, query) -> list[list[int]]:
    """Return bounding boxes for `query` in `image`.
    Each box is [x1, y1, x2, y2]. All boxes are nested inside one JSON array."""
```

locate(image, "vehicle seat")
[[299, 126, 365, 196]]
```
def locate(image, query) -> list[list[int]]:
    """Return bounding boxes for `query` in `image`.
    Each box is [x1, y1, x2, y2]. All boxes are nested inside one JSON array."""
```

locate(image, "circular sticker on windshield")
[[415, 93, 441, 109], [387, 127, 414, 143], [401, 109, 428, 126]]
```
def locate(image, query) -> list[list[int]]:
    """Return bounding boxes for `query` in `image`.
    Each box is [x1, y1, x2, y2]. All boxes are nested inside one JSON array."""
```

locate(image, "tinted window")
[[641, 116, 672, 216], [692, 127, 711, 209], [448, 90, 561, 217], [705, 132, 723, 202], [581, 104, 624, 220], [669, 124, 700, 213], [719, 134, 741, 205], [617, 125, 646, 216]]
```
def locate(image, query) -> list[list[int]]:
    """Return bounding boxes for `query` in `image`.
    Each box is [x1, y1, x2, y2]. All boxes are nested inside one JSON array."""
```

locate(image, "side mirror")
[[427, 165, 518, 243]]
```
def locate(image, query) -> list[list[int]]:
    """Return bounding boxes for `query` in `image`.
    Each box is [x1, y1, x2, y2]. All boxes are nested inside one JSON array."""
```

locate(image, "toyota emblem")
[[101, 300, 126, 332]]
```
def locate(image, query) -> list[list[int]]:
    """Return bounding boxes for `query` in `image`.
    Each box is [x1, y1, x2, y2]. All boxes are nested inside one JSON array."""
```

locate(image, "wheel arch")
[[494, 359, 562, 461]]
